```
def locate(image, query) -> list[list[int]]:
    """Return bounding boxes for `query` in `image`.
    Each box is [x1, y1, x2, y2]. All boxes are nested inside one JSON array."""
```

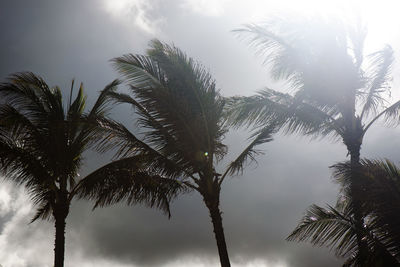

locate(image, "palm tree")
[[287, 159, 400, 266], [90, 39, 275, 267], [227, 16, 400, 259], [0, 72, 182, 267]]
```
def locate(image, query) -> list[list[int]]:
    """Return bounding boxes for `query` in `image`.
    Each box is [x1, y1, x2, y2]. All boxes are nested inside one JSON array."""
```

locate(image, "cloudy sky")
[[1, 0, 400, 266]]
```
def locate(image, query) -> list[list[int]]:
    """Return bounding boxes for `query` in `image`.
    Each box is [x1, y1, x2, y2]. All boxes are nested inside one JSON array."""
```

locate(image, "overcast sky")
[[1, 0, 400, 267]]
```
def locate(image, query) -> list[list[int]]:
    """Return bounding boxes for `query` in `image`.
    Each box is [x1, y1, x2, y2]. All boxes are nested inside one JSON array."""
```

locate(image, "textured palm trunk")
[[53, 202, 69, 267], [206, 200, 231, 267], [54, 214, 66, 267], [201, 182, 231, 267], [208, 204, 231, 267]]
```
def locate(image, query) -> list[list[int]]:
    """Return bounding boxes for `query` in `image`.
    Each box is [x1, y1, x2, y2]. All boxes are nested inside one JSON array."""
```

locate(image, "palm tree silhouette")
[[91, 39, 275, 267], [0, 73, 181, 267], [288, 159, 400, 266], [227, 16, 400, 260]]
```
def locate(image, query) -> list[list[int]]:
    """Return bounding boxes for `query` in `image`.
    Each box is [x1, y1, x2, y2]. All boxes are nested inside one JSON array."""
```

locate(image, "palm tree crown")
[[228, 16, 398, 153], [93, 39, 276, 267], [227, 16, 399, 262], [0, 73, 112, 223], [0, 72, 180, 267]]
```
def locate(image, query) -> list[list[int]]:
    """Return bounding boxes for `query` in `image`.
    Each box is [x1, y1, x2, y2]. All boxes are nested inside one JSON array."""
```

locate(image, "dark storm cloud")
[[0, 0, 150, 96], [1, 1, 400, 267]]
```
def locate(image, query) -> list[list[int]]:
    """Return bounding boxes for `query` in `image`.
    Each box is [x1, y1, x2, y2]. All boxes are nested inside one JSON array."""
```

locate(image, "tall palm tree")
[[0, 72, 181, 267], [287, 159, 400, 266], [227, 16, 400, 259], [89, 39, 275, 267]]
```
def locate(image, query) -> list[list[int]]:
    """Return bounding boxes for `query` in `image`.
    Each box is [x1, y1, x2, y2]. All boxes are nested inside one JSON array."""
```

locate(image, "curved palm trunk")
[[53, 202, 69, 267], [202, 186, 231, 267], [207, 202, 230, 267]]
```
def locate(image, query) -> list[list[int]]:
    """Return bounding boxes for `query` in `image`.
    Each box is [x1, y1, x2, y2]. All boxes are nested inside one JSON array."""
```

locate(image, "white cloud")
[[181, 0, 233, 16], [0, 182, 13, 214], [159, 255, 288, 267], [0, 182, 53, 267], [102, 0, 163, 34]]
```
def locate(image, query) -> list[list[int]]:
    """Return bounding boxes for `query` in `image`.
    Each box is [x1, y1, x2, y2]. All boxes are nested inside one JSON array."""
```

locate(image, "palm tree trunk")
[[348, 142, 368, 265], [206, 201, 231, 267], [201, 184, 230, 267], [53, 204, 69, 267]]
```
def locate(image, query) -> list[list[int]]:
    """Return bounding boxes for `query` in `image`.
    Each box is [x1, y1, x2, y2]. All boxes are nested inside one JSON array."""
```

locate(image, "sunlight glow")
[[102, 0, 400, 51], [237, 0, 400, 51]]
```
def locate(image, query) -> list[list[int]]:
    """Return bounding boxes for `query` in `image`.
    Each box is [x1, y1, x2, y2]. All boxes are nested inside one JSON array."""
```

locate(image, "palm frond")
[[95, 117, 188, 178], [234, 22, 303, 85], [224, 89, 290, 128], [0, 140, 50, 187], [225, 89, 343, 139], [347, 19, 367, 69], [363, 100, 400, 133], [224, 124, 275, 177], [106, 90, 184, 158], [74, 79, 121, 149], [112, 54, 165, 90], [0, 104, 42, 142], [30, 191, 55, 223], [76, 156, 187, 216], [67, 83, 86, 120], [287, 203, 357, 258], [112, 39, 227, 171], [87, 79, 120, 118], [360, 45, 394, 119]]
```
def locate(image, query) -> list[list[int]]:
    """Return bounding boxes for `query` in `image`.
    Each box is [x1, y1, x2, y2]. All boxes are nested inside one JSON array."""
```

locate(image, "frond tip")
[[225, 124, 276, 177]]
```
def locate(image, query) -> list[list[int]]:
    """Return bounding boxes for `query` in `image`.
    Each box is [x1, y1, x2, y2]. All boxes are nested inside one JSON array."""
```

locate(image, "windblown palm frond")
[[360, 46, 394, 119], [287, 203, 357, 258], [225, 89, 344, 139], [224, 89, 293, 128], [30, 198, 54, 223], [234, 23, 303, 85], [95, 117, 188, 178], [289, 159, 400, 266], [225, 124, 275, 177], [76, 156, 186, 216], [288, 200, 400, 266]]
